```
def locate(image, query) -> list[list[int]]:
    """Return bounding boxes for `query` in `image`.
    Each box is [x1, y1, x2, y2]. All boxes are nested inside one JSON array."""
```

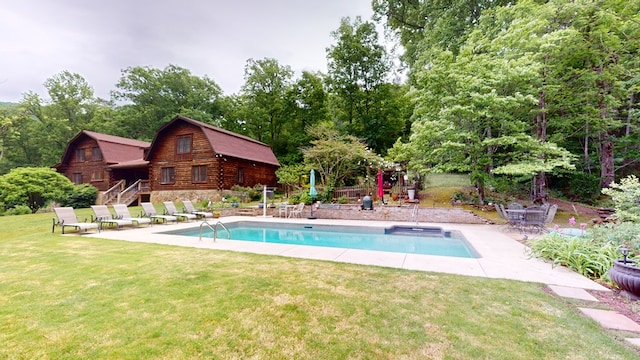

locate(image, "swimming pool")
[[160, 222, 479, 258]]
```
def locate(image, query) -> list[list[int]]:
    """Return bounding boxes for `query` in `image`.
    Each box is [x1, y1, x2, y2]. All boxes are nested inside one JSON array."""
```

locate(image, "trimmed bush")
[[58, 184, 98, 209]]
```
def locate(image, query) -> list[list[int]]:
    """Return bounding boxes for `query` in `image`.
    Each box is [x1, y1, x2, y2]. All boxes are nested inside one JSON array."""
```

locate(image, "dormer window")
[[176, 135, 192, 161]]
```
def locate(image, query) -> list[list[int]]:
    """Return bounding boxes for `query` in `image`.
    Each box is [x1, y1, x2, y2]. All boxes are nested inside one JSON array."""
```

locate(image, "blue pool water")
[[161, 222, 479, 258]]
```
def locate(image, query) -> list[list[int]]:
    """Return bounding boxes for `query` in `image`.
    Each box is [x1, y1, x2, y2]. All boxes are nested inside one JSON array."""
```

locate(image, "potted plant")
[[609, 248, 640, 300], [213, 211, 221, 219], [229, 196, 240, 208]]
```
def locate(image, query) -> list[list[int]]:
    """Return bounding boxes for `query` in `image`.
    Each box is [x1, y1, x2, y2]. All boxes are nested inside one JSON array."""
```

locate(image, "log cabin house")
[[55, 116, 280, 205], [54, 131, 151, 204], [144, 115, 280, 202]]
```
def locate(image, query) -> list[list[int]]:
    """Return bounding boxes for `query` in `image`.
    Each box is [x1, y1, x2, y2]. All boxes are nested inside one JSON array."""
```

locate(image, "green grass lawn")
[[0, 209, 637, 359]]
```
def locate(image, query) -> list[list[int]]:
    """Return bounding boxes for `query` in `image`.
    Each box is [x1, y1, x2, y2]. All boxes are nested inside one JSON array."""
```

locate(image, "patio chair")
[[544, 204, 558, 225], [277, 203, 288, 218], [522, 206, 546, 233], [141, 202, 178, 224], [501, 204, 524, 231], [182, 200, 213, 219], [112, 204, 152, 227], [163, 201, 198, 221], [289, 203, 304, 218], [507, 202, 524, 210], [53, 207, 99, 234], [91, 205, 133, 230]]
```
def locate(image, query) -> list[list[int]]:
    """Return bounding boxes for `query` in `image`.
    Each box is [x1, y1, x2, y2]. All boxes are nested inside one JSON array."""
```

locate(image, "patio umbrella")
[[377, 170, 384, 199], [309, 169, 318, 197]]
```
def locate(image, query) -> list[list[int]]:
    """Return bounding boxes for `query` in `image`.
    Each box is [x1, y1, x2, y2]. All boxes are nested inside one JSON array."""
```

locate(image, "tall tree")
[[279, 71, 330, 164], [326, 16, 406, 153], [111, 65, 223, 140], [240, 58, 293, 148], [372, 0, 512, 68]]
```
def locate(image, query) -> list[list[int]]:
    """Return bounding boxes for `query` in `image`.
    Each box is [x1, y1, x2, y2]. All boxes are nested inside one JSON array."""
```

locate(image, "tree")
[[10, 72, 100, 167], [111, 65, 223, 140], [326, 16, 406, 154], [240, 58, 294, 148], [278, 71, 330, 164], [0, 167, 74, 213], [302, 124, 384, 189], [372, 0, 512, 67], [385, 0, 640, 201]]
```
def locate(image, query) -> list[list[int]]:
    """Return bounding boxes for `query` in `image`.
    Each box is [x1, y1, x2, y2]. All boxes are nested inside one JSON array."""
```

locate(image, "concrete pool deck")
[[84, 216, 608, 291]]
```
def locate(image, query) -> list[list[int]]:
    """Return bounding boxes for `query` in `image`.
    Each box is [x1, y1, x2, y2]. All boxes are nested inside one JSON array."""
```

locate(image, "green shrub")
[[527, 232, 619, 280], [601, 175, 640, 222], [6, 205, 32, 216], [0, 167, 74, 213], [59, 184, 98, 209]]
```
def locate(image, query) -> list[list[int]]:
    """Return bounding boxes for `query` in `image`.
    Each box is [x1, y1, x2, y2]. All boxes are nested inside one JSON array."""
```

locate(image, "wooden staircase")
[[102, 179, 150, 206]]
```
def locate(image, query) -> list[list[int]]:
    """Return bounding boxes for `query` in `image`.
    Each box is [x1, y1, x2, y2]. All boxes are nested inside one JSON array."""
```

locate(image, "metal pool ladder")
[[199, 220, 230, 242], [411, 204, 419, 224]]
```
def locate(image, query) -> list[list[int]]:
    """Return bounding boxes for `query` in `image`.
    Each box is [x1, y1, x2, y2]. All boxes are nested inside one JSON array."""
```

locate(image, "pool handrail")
[[199, 220, 230, 242]]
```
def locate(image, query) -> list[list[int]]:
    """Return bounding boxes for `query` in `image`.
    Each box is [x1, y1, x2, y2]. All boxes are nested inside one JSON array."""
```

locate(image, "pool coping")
[[83, 216, 609, 291]]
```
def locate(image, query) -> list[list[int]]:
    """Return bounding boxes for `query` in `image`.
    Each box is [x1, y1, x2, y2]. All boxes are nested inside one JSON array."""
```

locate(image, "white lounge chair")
[[182, 200, 213, 219], [91, 205, 133, 230], [163, 201, 198, 221], [53, 207, 99, 234], [141, 202, 178, 224], [112, 204, 152, 227]]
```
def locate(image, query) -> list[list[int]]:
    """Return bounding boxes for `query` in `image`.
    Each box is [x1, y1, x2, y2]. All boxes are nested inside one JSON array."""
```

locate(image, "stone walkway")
[[549, 285, 640, 347]]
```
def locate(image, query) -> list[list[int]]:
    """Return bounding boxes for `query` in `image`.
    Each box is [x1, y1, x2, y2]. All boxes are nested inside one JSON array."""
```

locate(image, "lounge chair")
[[141, 202, 178, 224], [91, 205, 133, 230], [182, 200, 213, 219], [112, 204, 152, 227], [53, 207, 99, 234], [289, 203, 304, 218], [163, 201, 198, 221]]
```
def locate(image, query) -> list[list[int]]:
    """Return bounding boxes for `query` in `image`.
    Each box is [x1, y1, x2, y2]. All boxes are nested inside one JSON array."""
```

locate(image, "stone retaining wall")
[[217, 204, 488, 224]]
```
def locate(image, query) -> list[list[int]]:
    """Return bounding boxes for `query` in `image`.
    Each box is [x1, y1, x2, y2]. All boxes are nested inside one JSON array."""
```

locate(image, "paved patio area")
[[84, 216, 608, 292]]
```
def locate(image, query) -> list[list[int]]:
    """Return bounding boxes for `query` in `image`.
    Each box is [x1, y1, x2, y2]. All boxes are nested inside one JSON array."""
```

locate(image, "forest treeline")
[[1, 0, 638, 204]]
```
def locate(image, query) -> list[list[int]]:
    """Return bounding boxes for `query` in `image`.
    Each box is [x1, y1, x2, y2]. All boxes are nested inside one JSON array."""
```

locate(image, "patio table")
[[505, 208, 546, 233]]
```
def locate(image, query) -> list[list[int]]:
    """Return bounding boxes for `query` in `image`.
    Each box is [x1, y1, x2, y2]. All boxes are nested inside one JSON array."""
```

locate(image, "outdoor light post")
[[621, 247, 630, 264]]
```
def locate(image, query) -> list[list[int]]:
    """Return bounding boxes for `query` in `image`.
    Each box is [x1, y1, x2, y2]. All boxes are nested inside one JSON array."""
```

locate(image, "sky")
[[0, 0, 376, 103]]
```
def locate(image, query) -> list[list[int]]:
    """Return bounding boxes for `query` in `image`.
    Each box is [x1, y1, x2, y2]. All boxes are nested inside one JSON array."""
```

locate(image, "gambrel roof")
[[55, 130, 151, 168], [145, 115, 280, 167]]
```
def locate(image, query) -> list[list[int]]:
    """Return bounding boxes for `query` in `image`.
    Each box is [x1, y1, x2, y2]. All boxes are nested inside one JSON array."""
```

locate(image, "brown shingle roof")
[[146, 115, 280, 167], [82, 131, 150, 165], [55, 130, 150, 168]]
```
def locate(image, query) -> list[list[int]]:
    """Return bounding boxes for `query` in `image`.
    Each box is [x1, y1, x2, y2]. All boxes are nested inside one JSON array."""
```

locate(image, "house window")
[[192, 165, 207, 183], [92, 147, 102, 161], [75, 148, 85, 162], [91, 170, 103, 181], [237, 167, 244, 184], [176, 135, 192, 161], [161, 167, 175, 184], [72, 173, 83, 184]]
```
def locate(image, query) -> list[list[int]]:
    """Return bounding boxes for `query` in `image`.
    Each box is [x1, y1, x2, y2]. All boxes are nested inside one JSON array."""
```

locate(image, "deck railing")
[[117, 179, 150, 205], [102, 180, 125, 205]]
